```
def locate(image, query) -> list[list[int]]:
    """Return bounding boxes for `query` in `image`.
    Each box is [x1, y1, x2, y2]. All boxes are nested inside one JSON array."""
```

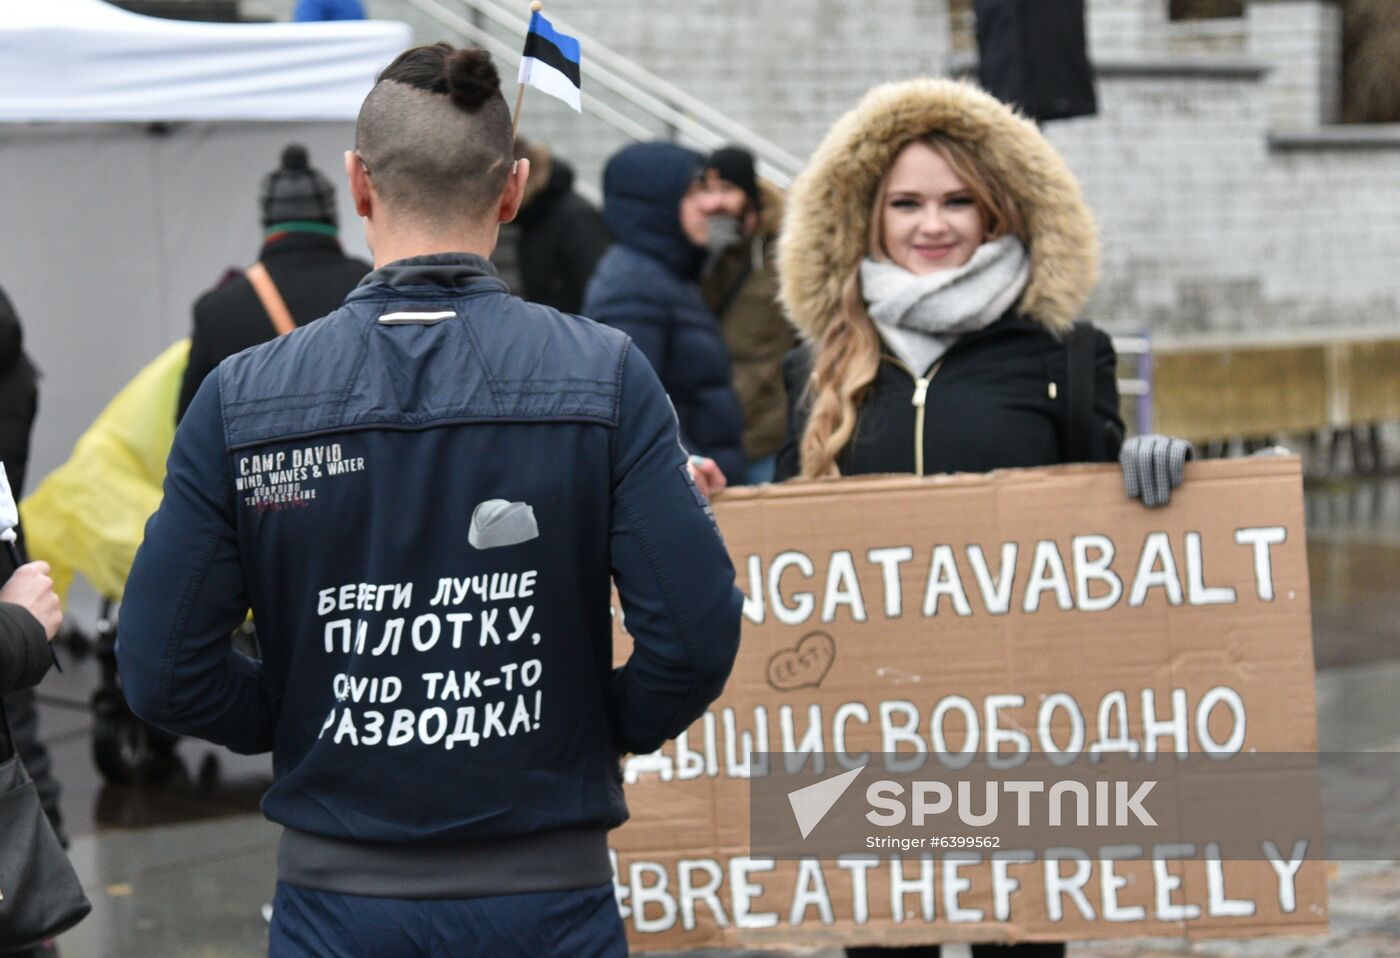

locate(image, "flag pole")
[[511, 0, 544, 143]]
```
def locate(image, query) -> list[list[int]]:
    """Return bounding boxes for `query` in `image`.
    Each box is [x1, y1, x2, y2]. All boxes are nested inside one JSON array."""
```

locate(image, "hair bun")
[[281, 144, 310, 172], [446, 48, 502, 111]]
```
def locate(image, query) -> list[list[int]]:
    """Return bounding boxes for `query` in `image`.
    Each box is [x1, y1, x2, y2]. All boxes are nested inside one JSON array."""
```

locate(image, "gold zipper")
[[883, 356, 943, 476]]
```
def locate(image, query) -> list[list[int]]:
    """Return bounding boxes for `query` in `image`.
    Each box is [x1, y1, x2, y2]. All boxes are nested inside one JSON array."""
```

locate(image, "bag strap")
[[1064, 322, 1096, 463], [246, 262, 296, 337]]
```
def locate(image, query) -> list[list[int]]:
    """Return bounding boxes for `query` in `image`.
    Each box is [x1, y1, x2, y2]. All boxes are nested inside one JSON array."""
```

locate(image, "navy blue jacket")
[[583, 143, 747, 482], [118, 255, 741, 867]]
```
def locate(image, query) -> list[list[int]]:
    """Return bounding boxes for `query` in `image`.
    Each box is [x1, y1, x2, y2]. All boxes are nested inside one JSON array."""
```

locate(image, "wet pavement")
[[29, 477, 1400, 957]]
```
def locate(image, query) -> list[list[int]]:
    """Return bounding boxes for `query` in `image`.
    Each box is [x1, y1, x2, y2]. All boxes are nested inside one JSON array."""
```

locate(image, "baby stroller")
[[86, 598, 180, 783]]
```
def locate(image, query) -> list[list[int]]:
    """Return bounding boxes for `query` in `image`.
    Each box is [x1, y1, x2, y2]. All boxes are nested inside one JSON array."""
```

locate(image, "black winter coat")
[[0, 285, 38, 505], [584, 143, 746, 480], [177, 231, 370, 420], [0, 285, 65, 841], [775, 313, 1124, 480], [0, 603, 48, 696], [0, 285, 44, 696], [515, 160, 611, 315]]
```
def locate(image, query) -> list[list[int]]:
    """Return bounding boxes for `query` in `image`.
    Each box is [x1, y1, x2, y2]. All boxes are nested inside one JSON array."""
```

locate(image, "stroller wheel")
[[93, 713, 179, 785]]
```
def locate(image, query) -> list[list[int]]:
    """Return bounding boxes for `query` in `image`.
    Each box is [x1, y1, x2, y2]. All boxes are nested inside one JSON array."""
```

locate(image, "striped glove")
[[1120, 434, 1194, 509]]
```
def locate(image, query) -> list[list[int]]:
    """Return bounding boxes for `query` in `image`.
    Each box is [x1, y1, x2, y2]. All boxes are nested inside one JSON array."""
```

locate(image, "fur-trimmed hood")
[[777, 78, 1098, 341]]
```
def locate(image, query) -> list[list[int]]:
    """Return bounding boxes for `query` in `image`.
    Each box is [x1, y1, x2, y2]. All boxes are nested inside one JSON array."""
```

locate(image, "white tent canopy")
[[0, 0, 411, 121], [0, 0, 416, 511]]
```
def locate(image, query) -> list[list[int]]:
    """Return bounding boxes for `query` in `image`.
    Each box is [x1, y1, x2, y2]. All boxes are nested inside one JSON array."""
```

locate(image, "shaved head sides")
[[355, 44, 514, 225]]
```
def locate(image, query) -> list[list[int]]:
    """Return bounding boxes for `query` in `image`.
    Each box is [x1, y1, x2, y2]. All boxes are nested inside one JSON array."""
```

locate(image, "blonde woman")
[[775, 78, 1187, 503], [774, 78, 1189, 957]]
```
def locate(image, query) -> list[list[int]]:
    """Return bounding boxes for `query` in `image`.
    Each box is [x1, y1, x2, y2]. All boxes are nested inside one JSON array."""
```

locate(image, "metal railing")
[[1112, 334, 1154, 436], [397, 0, 804, 187]]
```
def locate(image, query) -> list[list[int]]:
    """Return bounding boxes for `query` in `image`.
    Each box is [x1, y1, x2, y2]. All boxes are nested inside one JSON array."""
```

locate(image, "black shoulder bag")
[[0, 698, 92, 949]]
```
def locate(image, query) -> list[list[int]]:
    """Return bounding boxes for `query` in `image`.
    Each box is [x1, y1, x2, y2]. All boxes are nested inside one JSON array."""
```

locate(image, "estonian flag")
[[518, 11, 582, 112]]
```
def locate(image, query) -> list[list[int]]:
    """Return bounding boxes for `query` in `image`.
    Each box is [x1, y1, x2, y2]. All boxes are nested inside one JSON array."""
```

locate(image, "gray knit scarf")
[[860, 236, 1030, 376]]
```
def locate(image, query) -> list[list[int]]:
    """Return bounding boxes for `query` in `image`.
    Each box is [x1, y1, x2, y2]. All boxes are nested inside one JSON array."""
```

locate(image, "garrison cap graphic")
[[469, 499, 540, 550], [787, 764, 866, 839]]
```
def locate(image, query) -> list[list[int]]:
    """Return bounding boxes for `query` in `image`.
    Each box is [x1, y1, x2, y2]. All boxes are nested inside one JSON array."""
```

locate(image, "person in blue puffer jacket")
[[583, 142, 748, 484]]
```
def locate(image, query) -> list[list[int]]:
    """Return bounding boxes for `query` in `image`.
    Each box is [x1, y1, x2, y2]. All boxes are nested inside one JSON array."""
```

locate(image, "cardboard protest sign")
[[611, 458, 1326, 950]]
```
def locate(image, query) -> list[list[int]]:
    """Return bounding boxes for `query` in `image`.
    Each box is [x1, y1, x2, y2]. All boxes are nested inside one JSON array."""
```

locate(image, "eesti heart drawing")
[[766, 631, 836, 691]]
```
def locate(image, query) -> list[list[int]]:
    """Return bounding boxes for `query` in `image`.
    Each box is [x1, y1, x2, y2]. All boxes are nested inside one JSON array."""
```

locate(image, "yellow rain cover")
[[20, 339, 190, 603]]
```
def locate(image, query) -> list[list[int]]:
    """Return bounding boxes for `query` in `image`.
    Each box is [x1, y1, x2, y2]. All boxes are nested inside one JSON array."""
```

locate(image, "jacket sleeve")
[[773, 345, 812, 482], [1090, 327, 1126, 462], [116, 372, 276, 754], [0, 602, 50, 696], [609, 342, 742, 755]]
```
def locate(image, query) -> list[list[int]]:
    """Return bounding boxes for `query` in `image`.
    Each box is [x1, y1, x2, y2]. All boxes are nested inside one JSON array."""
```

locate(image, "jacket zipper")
[[883, 356, 942, 477]]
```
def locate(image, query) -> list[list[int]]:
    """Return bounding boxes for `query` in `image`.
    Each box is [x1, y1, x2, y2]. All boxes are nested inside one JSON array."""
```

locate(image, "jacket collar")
[[353, 253, 505, 293]]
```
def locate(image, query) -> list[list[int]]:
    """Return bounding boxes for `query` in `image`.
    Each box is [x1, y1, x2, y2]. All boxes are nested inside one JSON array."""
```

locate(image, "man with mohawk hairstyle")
[[119, 42, 741, 957]]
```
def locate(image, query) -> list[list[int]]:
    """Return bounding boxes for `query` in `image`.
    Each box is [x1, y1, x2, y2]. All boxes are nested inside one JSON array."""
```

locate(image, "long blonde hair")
[[798, 133, 1027, 478]]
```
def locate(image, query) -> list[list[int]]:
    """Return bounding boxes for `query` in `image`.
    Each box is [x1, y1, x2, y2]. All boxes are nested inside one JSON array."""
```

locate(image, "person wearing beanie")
[[176, 144, 371, 420], [696, 146, 796, 484]]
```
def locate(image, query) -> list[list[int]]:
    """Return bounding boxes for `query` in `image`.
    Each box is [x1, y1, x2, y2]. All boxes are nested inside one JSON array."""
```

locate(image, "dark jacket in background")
[[583, 143, 746, 481], [0, 283, 64, 846], [974, 0, 1097, 122], [775, 314, 1123, 480], [515, 159, 611, 315], [0, 286, 38, 500], [177, 231, 370, 420]]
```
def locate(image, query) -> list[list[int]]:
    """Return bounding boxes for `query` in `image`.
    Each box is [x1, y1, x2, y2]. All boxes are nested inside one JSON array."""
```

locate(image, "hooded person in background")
[[119, 43, 740, 957], [511, 139, 610, 315], [697, 147, 796, 485], [177, 144, 371, 421], [583, 142, 746, 484]]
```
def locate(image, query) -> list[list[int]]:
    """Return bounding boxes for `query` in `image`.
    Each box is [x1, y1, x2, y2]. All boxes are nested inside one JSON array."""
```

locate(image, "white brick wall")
[[1047, 62, 1400, 343], [1248, 0, 1343, 128], [531, 0, 950, 160], [1088, 0, 1175, 59]]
